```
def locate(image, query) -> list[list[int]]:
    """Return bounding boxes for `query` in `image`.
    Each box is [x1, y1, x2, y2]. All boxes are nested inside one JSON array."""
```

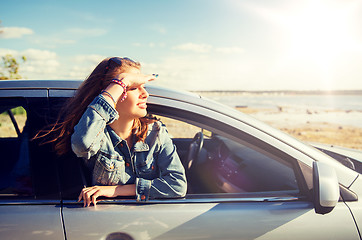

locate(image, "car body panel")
[[347, 176, 362, 233], [312, 143, 362, 163], [0, 203, 64, 240], [62, 200, 359, 240], [312, 143, 362, 175]]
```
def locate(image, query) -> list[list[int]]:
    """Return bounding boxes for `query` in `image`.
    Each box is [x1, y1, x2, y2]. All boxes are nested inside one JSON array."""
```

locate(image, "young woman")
[[44, 57, 187, 207]]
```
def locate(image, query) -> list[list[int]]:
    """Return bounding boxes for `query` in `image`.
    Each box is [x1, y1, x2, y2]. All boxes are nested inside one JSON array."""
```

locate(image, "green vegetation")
[[0, 21, 26, 80], [0, 54, 27, 80], [1, 106, 26, 116]]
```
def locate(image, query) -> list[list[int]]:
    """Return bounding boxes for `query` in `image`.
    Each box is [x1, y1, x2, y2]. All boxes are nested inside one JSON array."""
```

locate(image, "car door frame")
[[0, 89, 65, 240]]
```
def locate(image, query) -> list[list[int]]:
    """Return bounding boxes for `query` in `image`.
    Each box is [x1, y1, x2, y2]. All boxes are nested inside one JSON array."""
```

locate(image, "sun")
[[282, 2, 359, 66], [242, 0, 362, 90]]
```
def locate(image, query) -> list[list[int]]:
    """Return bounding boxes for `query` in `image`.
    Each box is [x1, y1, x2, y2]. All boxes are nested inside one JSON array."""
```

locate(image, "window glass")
[[155, 114, 298, 195], [155, 114, 202, 138], [0, 106, 33, 197], [0, 106, 26, 137], [198, 135, 298, 193]]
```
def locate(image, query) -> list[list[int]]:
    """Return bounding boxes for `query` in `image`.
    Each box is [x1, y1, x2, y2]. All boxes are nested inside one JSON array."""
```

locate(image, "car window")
[[153, 114, 299, 195], [155, 115, 202, 138], [0, 102, 33, 197], [0, 106, 27, 138]]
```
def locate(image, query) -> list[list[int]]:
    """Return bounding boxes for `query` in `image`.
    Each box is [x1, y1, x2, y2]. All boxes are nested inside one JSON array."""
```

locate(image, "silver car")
[[0, 80, 361, 240]]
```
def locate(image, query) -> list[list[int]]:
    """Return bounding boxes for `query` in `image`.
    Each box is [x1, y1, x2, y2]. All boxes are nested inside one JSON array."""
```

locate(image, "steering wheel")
[[185, 132, 204, 171]]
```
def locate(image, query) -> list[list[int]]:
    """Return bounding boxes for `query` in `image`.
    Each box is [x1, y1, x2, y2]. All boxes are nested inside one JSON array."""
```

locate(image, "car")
[[0, 80, 361, 240]]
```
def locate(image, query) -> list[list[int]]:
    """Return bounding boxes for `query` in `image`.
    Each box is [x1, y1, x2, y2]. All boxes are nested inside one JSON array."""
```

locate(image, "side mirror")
[[313, 161, 340, 214]]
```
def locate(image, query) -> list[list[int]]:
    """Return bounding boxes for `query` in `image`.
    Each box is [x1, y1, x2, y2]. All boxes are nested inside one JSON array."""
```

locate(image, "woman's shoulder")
[[145, 120, 171, 145], [148, 120, 167, 132], [148, 120, 172, 139]]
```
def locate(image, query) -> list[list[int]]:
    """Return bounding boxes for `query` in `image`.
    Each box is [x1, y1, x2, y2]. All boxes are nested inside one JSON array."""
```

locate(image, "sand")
[[236, 107, 362, 150]]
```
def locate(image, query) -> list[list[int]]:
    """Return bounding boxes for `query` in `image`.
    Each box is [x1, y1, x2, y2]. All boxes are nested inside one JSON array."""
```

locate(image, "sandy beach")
[[236, 107, 362, 150], [195, 91, 362, 151]]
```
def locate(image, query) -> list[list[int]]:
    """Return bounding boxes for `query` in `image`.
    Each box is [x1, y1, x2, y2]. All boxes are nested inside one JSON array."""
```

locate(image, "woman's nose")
[[140, 86, 149, 99]]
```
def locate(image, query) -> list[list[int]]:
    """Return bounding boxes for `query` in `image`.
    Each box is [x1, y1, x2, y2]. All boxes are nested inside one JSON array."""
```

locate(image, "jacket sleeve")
[[71, 94, 119, 159], [136, 123, 187, 201]]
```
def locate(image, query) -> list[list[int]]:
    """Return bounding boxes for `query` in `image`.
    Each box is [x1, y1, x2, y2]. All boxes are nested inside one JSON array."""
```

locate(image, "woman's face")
[[115, 67, 149, 120]]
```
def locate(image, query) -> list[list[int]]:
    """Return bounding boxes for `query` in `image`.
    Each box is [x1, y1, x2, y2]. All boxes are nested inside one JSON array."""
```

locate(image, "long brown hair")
[[35, 57, 152, 156]]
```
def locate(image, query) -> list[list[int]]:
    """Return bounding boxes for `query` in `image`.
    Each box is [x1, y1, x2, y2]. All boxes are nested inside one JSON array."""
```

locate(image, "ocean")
[[203, 94, 362, 111], [201, 93, 362, 128]]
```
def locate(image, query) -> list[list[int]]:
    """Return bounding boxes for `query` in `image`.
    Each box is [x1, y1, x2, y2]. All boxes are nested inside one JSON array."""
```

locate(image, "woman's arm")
[[136, 123, 187, 201], [71, 95, 118, 159]]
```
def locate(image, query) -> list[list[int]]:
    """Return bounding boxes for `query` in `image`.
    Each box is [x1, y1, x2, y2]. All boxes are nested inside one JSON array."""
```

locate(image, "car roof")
[[0, 79, 201, 101], [0, 79, 236, 119], [0, 79, 240, 122], [0, 80, 82, 90]]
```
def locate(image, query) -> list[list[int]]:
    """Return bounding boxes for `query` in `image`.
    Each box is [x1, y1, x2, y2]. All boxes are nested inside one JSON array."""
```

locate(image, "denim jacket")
[[71, 94, 187, 201]]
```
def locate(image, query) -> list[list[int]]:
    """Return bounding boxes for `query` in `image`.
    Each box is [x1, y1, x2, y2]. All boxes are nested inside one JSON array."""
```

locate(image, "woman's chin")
[[137, 109, 148, 118]]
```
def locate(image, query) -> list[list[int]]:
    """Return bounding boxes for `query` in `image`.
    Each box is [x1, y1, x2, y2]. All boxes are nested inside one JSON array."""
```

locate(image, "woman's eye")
[[128, 87, 137, 91]]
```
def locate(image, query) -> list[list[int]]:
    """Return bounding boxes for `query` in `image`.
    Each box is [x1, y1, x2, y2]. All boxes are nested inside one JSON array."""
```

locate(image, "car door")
[[0, 93, 64, 240], [61, 196, 358, 240], [60, 103, 360, 240]]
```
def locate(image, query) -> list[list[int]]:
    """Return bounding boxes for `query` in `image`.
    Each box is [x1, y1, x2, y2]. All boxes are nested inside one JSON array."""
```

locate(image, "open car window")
[[153, 114, 299, 196]]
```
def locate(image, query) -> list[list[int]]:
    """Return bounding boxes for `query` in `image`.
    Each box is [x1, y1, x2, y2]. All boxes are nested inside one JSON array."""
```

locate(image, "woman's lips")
[[137, 102, 147, 109]]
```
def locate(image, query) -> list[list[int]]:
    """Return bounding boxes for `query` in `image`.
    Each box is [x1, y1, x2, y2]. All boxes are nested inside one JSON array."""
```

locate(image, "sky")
[[1, 0, 362, 91]]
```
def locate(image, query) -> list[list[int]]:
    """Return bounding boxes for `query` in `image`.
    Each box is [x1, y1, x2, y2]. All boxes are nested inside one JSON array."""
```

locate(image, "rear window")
[[0, 102, 33, 197]]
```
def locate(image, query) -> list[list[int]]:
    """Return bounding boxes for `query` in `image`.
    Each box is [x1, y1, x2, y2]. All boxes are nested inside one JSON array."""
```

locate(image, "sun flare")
[[283, 2, 359, 63], [243, 0, 362, 90]]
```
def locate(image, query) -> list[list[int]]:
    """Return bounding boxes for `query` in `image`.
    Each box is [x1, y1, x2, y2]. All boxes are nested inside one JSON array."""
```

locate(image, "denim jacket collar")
[[106, 125, 149, 152], [106, 125, 123, 148]]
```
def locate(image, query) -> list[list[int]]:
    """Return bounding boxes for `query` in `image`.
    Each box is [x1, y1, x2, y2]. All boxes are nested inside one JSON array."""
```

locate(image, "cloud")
[[173, 43, 213, 53], [173, 43, 245, 54], [27, 27, 106, 49], [22, 48, 57, 60], [31, 37, 75, 48], [65, 28, 108, 38], [22, 49, 60, 76], [0, 48, 18, 56], [29, 33, 77, 48], [149, 24, 167, 34], [132, 43, 143, 47], [0, 27, 34, 39], [141, 55, 248, 90], [132, 42, 166, 48], [69, 11, 113, 24], [73, 54, 105, 64], [216, 47, 245, 54], [67, 65, 93, 79], [0, 48, 60, 79], [64, 54, 107, 79]]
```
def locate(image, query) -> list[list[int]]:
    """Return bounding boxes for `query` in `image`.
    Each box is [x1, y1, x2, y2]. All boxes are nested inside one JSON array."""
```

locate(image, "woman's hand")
[[115, 72, 156, 89], [78, 185, 117, 207], [78, 184, 136, 207], [102, 73, 156, 105]]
